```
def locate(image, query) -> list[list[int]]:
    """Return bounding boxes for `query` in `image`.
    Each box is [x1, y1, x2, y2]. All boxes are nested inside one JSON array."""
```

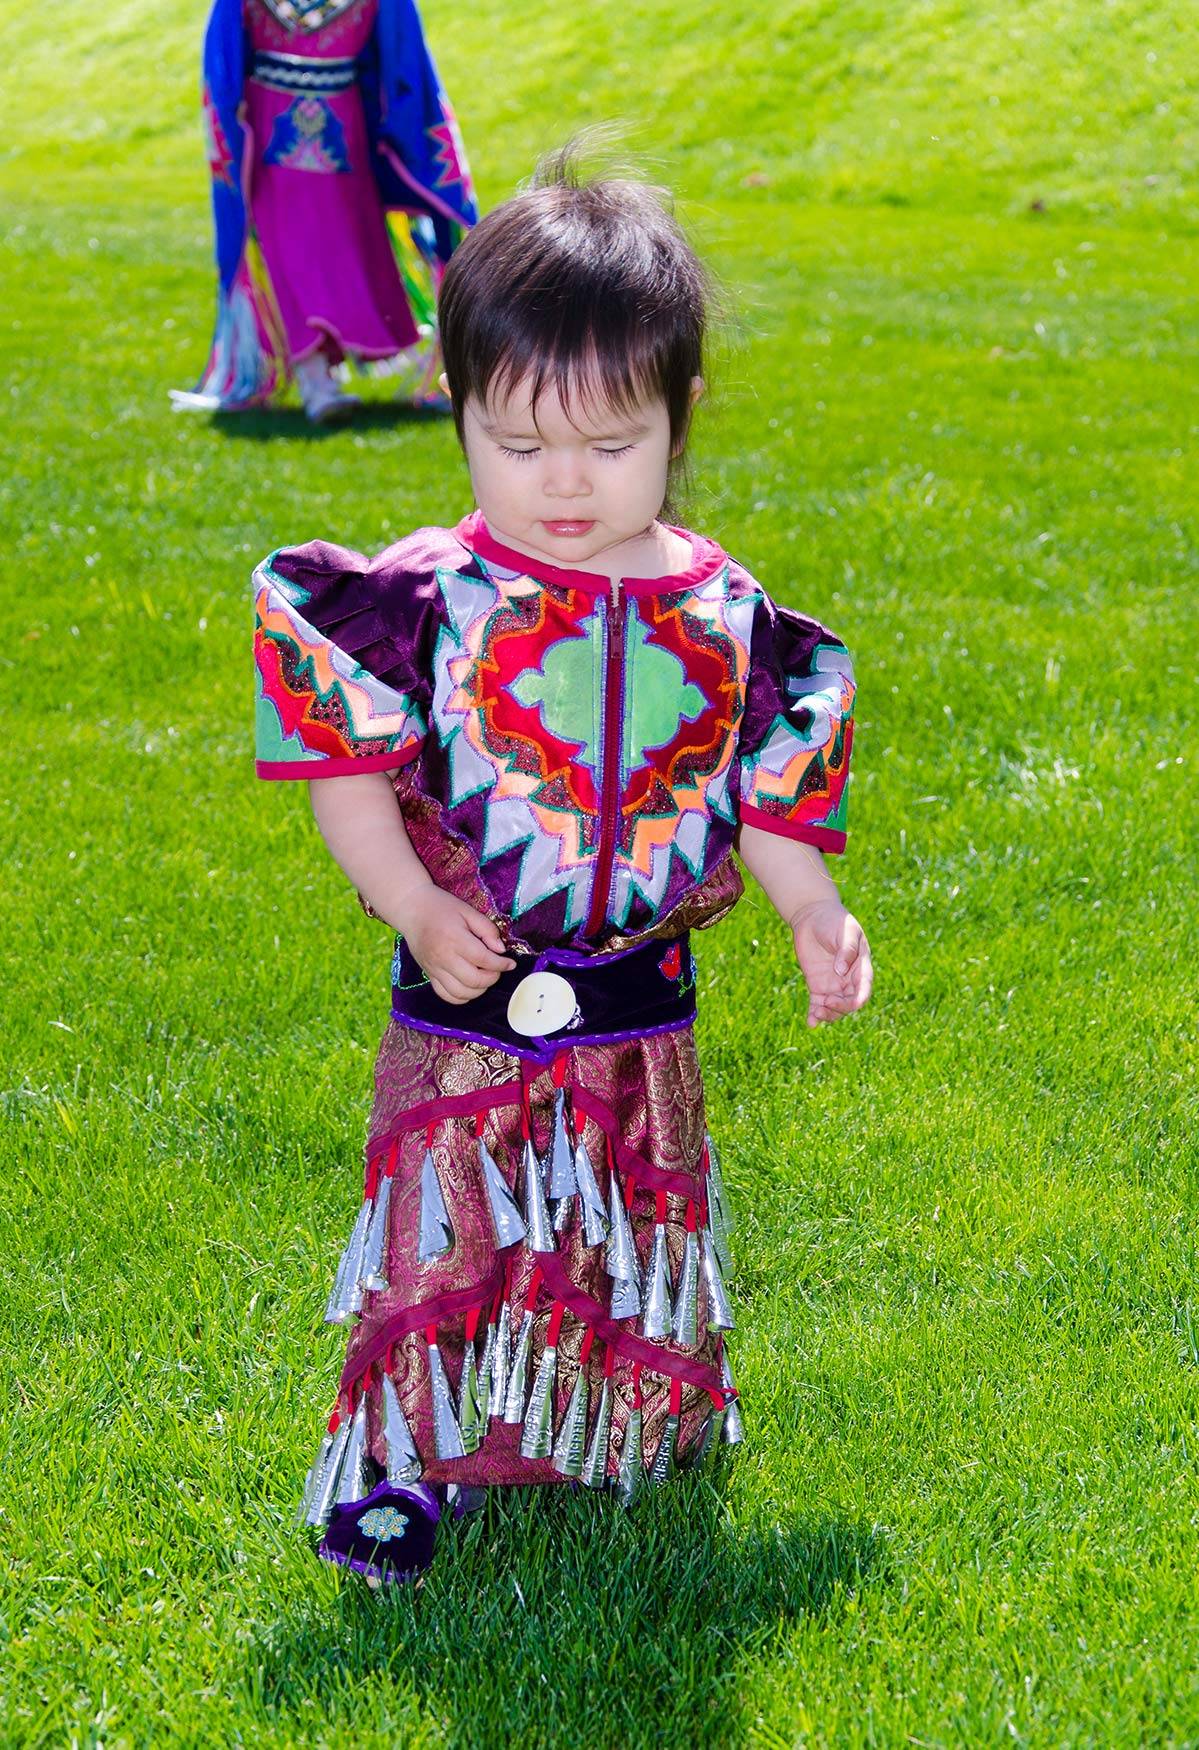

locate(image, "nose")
[[543, 450, 592, 500]]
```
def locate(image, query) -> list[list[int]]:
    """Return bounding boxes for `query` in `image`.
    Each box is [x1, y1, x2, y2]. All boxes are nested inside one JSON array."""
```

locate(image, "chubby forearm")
[[737, 821, 840, 927], [307, 771, 432, 932]]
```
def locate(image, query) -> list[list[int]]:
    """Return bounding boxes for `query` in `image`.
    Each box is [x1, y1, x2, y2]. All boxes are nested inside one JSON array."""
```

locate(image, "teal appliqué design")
[[358, 1505, 410, 1542]]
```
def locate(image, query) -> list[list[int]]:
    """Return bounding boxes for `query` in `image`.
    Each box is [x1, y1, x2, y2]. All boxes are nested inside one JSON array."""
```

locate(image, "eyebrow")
[[479, 418, 653, 442]]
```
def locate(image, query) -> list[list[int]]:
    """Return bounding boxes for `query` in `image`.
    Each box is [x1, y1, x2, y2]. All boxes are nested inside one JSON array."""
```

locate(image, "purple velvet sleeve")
[[736, 594, 856, 852]]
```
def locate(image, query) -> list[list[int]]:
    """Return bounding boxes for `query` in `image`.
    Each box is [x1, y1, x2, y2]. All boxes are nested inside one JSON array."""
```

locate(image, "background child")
[[174, 0, 476, 422], [252, 152, 871, 1583]]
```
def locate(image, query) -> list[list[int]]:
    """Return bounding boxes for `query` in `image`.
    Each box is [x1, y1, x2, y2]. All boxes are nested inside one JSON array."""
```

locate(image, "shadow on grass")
[[253, 1476, 886, 1747], [210, 403, 451, 442]]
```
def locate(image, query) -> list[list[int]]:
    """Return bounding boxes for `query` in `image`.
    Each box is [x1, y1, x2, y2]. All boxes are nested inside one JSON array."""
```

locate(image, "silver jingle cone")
[[581, 1378, 613, 1488], [705, 1133, 734, 1274], [551, 1368, 589, 1477], [705, 1132, 733, 1232], [324, 1198, 371, 1324], [428, 1338, 466, 1460], [519, 1342, 557, 1459], [573, 1139, 609, 1247], [702, 1230, 736, 1330], [459, 1337, 483, 1454], [688, 1410, 715, 1469], [650, 1412, 679, 1486], [490, 1303, 512, 1420], [616, 1406, 644, 1507], [297, 1429, 334, 1525], [672, 1229, 700, 1346], [335, 1398, 372, 1506], [604, 1173, 638, 1283], [480, 1139, 526, 1248], [642, 1223, 674, 1341], [382, 1372, 422, 1485], [307, 1415, 352, 1528], [720, 1349, 744, 1446], [547, 1090, 577, 1201], [417, 1147, 454, 1262], [611, 1272, 642, 1320], [477, 1320, 497, 1426], [503, 1308, 535, 1423], [522, 1138, 556, 1254], [360, 1173, 393, 1292]]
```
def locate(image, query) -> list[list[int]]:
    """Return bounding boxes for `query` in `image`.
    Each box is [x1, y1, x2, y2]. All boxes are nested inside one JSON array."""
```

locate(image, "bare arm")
[[308, 771, 515, 1004], [738, 821, 873, 1027]]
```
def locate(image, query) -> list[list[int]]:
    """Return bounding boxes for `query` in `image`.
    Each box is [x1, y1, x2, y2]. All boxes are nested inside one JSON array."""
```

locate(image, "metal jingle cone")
[[297, 1428, 335, 1525], [720, 1350, 744, 1446], [702, 1230, 736, 1330], [705, 1132, 733, 1233], [522, 1137, 556, 1253], [688, 1409, 715, 1469], [480, 1138, 526, 1248], [360, 1173, 393, 1293], [616, 1406, 644, 1508], [641, 1223, 674, 1341], [604, 1172, 637, 1283], [334, 1397, 372, 1507], [581, 1378, 613, 1488], [307, 1414, 352, 1528], [324, 1198, 372, 1325], [551, 1367, 589, 1478], [547, 1090, 577, 1202], [428, 1338, 466, 1461], [503, 1308, 535, 1423], [649, 1412, 679, 1487], [490, 1303, 512, 1420], [519, 1342, 557, 1459], [573, 1139, 609, 1247], [672, 1228, 700, 1346], [477, 1320, 497, 1426], [707, 1192, 734, 1278], [417, 1147, 454, 1262], [611, 1271, 641, 1320], [382, 1372, 422, 1484], [459, 1337, 483, 1455]]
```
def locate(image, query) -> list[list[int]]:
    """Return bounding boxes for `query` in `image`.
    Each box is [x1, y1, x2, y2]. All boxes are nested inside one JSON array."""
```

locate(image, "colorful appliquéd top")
[[253, 511, 855, 948]]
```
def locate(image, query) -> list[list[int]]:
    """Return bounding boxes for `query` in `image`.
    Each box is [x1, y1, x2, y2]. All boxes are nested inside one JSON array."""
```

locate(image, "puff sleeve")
[[736, 596, 855, 851], [252, 538, 435, 779]]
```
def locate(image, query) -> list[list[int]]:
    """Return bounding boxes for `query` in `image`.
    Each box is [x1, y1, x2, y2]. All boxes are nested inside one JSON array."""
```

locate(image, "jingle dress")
[[178, 0, 476, 409], [253, 512, 855, 1515]]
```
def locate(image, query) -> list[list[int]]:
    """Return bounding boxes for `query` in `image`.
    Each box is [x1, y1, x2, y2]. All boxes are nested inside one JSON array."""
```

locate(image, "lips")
[[542, 520, 596, 537]]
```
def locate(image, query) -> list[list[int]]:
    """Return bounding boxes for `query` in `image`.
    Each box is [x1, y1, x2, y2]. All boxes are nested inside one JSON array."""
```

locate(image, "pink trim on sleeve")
[[738, 803, 847, 853], [255, 740, 424, 781]]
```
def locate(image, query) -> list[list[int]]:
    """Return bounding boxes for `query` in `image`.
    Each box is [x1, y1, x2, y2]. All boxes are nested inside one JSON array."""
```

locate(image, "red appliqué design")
[[659, 944, 683, 980], [202, 84, 235, 189]]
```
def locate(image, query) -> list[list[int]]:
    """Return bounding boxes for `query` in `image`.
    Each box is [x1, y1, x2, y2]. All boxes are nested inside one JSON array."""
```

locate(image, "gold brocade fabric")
[[339, 1019, 730, 1489]]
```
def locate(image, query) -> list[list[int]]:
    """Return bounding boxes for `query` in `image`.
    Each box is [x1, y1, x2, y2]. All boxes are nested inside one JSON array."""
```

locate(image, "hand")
[[400, 886, 516, 1005], [790, 898, 873, 1028]]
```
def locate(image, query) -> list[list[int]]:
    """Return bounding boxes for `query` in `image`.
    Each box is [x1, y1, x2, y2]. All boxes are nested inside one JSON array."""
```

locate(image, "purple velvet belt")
[[390, 934, 697, 1063]]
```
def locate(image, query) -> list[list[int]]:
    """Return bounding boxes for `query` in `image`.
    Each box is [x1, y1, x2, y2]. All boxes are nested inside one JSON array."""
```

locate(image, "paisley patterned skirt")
[[299, 1013, 741, 1520]]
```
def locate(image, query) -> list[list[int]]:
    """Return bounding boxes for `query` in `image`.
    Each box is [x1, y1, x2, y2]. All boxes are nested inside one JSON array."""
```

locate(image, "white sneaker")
[[296, 354, 361, 425]]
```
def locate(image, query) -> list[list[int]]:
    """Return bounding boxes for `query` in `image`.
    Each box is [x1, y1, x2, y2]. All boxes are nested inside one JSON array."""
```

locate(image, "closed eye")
[[595, 445, 634, 458], [499, 445, 540, 460]]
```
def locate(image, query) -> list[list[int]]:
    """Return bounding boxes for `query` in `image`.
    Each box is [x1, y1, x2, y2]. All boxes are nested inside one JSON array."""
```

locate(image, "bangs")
[[438, 167, 708, 451]]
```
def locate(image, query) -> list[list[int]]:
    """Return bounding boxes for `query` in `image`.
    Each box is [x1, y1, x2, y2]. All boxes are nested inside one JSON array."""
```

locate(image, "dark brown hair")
[[438, 146, 709, 455]]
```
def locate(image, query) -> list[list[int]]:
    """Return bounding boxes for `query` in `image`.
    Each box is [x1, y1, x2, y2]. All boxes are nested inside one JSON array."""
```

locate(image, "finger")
[[833, 917, 864, 978], [459, 908, 517, 966], [447, 955, 502, 994], [430, 971, 476, 1005]]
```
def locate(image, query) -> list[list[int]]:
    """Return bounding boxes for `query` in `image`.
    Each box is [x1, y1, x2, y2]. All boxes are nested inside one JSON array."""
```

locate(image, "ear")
[[438, 371, 452, 399]]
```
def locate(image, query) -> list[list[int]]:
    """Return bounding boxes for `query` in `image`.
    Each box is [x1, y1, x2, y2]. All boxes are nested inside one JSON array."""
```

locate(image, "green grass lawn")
[[2, 2, 1198, 1744]]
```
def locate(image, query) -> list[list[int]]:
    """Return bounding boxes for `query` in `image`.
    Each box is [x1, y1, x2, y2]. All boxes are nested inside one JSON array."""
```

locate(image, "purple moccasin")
[[319, 1480, 441, 1585]]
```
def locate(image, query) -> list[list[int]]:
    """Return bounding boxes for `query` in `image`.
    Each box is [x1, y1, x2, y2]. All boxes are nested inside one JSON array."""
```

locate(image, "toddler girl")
[[253, 154, 872, 1582]]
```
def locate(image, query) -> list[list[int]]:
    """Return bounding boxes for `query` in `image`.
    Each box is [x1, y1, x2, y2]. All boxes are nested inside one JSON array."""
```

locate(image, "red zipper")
[[584, 583, 626, 938]]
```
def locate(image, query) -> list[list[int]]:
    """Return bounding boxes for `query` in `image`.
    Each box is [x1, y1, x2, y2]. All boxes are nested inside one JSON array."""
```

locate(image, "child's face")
[[459, 374, 690, 570]]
